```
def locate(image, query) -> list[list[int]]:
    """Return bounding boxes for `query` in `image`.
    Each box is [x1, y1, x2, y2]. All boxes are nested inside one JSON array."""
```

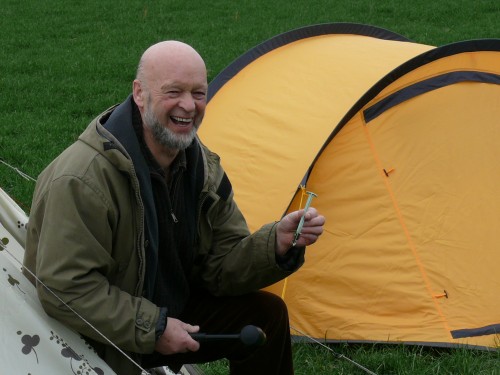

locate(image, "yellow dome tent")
[[198, 23, 500, 349]]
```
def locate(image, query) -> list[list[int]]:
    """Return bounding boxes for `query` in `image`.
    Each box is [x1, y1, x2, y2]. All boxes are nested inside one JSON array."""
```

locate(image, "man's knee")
[[252, 291, 289, 321]]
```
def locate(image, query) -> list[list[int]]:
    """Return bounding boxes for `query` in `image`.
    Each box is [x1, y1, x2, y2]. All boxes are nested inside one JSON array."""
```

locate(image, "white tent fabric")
[[0, 187, 190, 374], [0, 187, 28, 250], [0, 187, 117, 375]]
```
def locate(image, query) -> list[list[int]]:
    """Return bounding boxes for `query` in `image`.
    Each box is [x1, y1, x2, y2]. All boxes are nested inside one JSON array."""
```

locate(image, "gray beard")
[[143, 106, 197, 151]]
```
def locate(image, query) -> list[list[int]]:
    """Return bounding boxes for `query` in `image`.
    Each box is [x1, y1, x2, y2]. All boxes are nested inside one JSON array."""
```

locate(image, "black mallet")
[[190, 325, 267, 347]]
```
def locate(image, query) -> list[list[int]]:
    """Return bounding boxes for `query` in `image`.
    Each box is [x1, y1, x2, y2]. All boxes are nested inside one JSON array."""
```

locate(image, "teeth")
[[172, 116, 192, 123]]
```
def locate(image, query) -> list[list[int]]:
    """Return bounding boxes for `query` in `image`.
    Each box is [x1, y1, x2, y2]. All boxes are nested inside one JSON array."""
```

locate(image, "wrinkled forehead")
[[140, 42, 207, 89]]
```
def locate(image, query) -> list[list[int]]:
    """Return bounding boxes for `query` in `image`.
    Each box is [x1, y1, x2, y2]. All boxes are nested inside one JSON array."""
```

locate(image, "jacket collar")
[[101, 95, 159, 299]]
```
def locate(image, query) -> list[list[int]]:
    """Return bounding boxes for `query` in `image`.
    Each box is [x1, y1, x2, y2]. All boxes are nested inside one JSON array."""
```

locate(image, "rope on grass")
[[0, 159, 36, 182], [290, 325, 378, 375]]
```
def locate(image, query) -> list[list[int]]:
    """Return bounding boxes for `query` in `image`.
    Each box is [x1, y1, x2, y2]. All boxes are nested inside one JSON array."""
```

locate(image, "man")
[[23, 41, 325, 374]]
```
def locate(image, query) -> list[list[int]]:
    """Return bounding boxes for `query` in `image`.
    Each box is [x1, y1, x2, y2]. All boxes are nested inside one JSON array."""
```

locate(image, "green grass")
[[1, 1, 499, 374], [1, 0, 499, 210], [199, 343, 500, 375]]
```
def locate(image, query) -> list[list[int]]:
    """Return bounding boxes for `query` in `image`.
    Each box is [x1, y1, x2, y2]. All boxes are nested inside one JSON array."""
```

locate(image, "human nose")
[[178, 93, 196, 112]]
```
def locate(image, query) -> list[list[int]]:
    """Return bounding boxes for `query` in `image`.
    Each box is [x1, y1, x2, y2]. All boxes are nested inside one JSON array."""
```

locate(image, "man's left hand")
[[275, 207, 325, 256]]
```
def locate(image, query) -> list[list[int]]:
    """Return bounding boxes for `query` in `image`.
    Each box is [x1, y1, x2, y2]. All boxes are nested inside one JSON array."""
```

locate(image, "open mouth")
[[171, 116, 193, 126]]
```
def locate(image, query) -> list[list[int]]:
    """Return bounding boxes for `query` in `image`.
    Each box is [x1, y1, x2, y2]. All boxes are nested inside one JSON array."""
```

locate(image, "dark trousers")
[[142, 289, 294, 375]]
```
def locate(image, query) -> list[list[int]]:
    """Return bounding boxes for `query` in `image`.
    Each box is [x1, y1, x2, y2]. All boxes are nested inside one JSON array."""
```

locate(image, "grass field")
[[1, 1, 499, 374]]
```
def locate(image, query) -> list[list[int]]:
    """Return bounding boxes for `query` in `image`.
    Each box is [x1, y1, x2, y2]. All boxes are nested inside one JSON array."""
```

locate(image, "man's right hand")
[[154, 317, 200, 354]]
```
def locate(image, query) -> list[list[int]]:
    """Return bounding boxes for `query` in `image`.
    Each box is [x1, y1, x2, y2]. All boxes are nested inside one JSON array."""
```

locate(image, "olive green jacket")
[[23, 99, 303, 374]]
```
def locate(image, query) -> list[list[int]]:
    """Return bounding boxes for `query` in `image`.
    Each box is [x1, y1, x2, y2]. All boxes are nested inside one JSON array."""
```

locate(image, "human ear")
[[132, 79, 145, 109]]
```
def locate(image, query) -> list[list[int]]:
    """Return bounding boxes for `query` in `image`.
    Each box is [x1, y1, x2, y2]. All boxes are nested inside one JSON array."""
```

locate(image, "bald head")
[[136, 41, 206, 85]]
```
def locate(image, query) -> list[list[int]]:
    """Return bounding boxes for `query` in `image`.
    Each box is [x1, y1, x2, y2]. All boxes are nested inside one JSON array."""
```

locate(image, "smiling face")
[[133, 41, 208, 153]]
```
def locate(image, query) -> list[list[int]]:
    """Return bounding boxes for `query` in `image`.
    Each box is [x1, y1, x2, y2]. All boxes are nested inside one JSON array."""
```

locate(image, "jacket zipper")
[[168, 170, 183, 223]]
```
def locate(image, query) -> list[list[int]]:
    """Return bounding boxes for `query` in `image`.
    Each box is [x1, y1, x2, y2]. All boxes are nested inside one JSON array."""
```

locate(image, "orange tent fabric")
[[199, 24, 500, 349]]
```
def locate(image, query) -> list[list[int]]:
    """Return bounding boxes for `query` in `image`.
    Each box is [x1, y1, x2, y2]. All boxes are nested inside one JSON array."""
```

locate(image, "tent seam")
[[361, 117, 453, 339]]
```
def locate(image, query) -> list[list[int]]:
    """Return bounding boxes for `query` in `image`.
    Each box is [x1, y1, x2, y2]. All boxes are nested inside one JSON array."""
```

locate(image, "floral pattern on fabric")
[[0, 230, 115, 375]]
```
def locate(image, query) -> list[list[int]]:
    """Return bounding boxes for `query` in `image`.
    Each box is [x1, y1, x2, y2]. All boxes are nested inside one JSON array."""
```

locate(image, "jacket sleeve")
[[197, 186, 305, 296], [25, 174, 159, 354]]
